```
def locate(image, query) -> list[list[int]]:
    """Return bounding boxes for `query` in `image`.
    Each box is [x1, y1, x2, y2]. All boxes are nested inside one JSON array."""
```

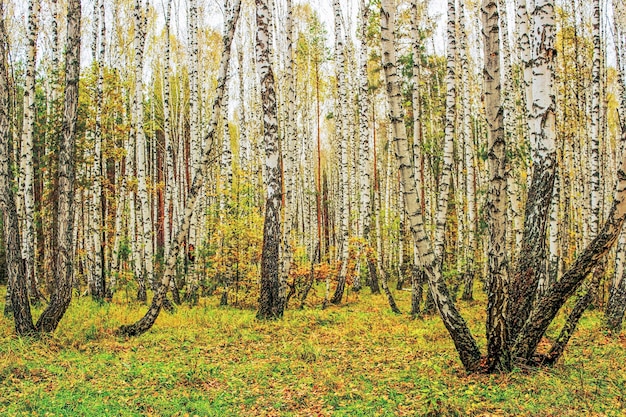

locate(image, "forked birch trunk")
[[509, 0, 558, 340]]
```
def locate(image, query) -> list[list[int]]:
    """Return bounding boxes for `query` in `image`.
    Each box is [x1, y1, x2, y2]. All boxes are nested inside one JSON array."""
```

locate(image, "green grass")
[[1, 288, 625, 416]]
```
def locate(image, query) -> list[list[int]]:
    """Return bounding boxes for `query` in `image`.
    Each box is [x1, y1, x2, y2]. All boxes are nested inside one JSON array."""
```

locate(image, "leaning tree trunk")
[[606, 229, 626, 332], [482, 0, 510, 372], [117, 0, 241, 337], [605, 0, 626, 332], [513, 30, 626, 358], [256, 0, 285, 319], [380, 0, 481, 372], [513, 178, 626, 361], [0, 1, 36, 335], [35, 0, 81, 332]]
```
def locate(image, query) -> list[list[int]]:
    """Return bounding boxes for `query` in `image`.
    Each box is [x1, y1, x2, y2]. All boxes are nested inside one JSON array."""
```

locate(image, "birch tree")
[[132, 0, 155, 300], [330, 0, 350, 305], [17, 0, 41, 302], [433, 0, 457, 263], [380, 0, 482, 371], [590, 0, 602, 239], [0, 0, 36, 335], [358, 0, 376, 294], [256, 0, 285, 318], [509, 0, 558, 340], [89, 0, 106, 300], [482, 0, 510, 372], [35, 0, 82, 332], [118, 0, 241, 336]]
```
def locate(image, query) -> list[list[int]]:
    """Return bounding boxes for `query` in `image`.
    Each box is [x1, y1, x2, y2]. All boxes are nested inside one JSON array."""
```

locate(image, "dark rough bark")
[[117, 0, 241, 337], [482, 0, 510, 372], [461, 266, 474, 301], [330, 274, 346, 305], [545, 274, 601, 364], [299, 244, 319, 309], [0, 6, 36, 335], [513, 197, 626, 362], [367, 256, 380, 294], [35, 0, 81, 333], [508, 155, 556, 341], [255, 0, 284, 320], [605, 272, 626, 332], [381, 268, 401, 314], [411, 265, 424, 316], [509, 0, 558, 343]]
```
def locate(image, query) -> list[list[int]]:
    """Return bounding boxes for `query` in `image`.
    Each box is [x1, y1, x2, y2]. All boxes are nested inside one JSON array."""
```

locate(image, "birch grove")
[[1, 0, 626, 374]]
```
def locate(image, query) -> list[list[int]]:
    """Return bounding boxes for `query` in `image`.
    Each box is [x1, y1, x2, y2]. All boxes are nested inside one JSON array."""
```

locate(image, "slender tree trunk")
[[163, 0, 173, 259], [355, 0, 371, 292], [458, 0, 476, 301], [606, 229, 626, 332], [36, 0, 81, 332], [0, 1, 36, 335], [380, 0, 481, 372], [132, 0, 155, 297], [18, 0, 41, 303], [482, 0, 510, 372], [89, 0, 106, 301], [590, 0, 601, 240], [255, 0, 284, 319], [433, 0, 457, 263], [118, 0, 241, 336], [282, 0, 296, 307], [330, 0, 350, 305]]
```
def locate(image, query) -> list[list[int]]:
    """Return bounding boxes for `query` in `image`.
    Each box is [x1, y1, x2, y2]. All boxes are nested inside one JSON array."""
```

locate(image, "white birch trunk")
[[434, 0, 457, 262], [590, 0, 601, 239], [330, 0, 350, 305], [282, 0, 296, 290], [89, 0, 106, 299], [358, 0, 372, 291], [18, 0, 41, 301], [132, 0, 155, 295], [163, 0, 173, 258], [381, 0, 481, 371]]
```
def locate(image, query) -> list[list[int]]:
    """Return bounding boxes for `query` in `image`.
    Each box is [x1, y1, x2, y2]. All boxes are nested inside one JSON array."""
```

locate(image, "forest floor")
[[1, 287, 625, 416]]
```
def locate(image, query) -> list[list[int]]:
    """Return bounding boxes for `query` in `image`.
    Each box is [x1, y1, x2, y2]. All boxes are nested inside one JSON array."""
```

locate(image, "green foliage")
[[1, 289, 625, 416]]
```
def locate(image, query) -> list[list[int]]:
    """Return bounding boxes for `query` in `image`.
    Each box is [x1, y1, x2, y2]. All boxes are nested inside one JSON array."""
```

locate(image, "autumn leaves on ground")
[[1, 289, 625, 417]]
